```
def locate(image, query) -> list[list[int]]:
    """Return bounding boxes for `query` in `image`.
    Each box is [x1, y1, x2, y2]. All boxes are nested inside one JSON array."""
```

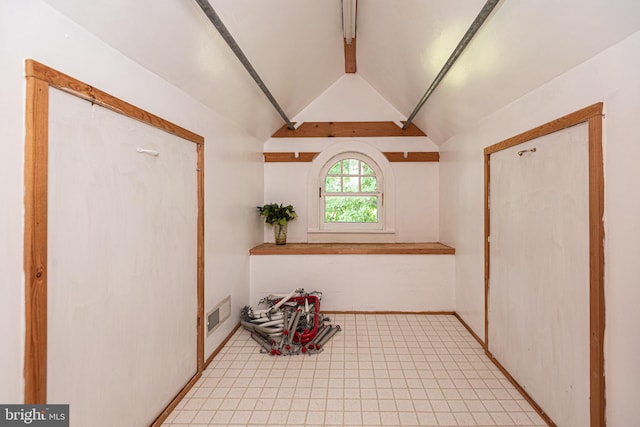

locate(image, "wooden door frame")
[[23, 60, 205, 416], [483, 103, 605, 427]]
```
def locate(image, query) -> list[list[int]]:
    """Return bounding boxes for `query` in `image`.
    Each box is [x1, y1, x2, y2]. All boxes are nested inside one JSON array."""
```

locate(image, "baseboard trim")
[[150, 372, 201, 427], [453, 312, 484, 346], [205, 323, 241, 368], [453, 312, 555, 427], [323, 310, 456, 315], [151, 323, 241, 426], [484, 349, 556, 427]]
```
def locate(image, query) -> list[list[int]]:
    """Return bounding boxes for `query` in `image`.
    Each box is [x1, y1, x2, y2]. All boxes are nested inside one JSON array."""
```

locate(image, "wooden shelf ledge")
[[249, 242, 455, 255]]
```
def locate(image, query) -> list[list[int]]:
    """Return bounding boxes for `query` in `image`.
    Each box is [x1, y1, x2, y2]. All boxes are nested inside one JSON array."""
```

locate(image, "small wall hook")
[[137, 147, 159, 157], [517, 147, 536, 156]]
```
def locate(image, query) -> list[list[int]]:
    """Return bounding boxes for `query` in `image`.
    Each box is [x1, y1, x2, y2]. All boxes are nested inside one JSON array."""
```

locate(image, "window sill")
[[249, 242, 455, 255], [307, 230, 395, 243]]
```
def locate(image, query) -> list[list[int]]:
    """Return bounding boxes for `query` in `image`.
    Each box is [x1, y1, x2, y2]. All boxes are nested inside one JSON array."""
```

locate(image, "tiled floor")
[[162, 314, 547, 426]]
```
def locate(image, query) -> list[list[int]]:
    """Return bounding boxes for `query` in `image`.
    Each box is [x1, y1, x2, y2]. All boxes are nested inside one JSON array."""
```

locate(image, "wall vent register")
[[207, 296, 231, 336]]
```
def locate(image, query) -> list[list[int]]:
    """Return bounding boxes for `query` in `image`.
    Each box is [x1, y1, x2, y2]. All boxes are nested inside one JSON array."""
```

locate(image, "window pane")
[[361, 162, 374, 175], [343, 177, 359, 192], [325, 196, 378, 222], [325, 177, 341, 192], [343, 159, 359, 175], [361, 176, 377, 192], [328, 161, 341, 175]]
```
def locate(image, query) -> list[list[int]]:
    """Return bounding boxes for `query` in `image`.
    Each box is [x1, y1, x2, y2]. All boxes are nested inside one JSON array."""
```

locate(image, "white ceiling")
[[43, 0, 640, 144], [358, 0, 640, 143]]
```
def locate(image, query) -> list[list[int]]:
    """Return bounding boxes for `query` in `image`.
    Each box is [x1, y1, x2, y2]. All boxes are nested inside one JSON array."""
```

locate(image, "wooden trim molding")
[[454, 313, 556, 426], [383, 152, 439, 162], [196, 143, 205, 371], [272, 121, 426, 138], [263, 152, 319, 162], [152, 323, 241, 427], [249, 242, 455, 255], [483, 152, 490, 347], [23, 60, 205, 419], [484, 103, 602, 156], [453, 313, 483, 347], [588, 113, 606, 427], [483, 103, 605, 427], [150, 372, 202, 427], [205, 323, 241, 368], [23, 76, 49, 404], [485, 350, 557, 426], [25, 60, 203, 145], [263, 151, 439, 163], [344, 37, 357, 73], [325, 310, 456, 315]]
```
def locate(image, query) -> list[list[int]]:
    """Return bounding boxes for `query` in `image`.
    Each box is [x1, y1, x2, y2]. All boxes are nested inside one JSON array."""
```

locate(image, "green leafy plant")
[[257, 203, 297, 226], [325, 197, 377, 223]]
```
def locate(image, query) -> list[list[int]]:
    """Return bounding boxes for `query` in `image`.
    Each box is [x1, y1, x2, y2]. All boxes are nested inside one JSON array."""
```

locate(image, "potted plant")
[[257, 203, 297, 245]]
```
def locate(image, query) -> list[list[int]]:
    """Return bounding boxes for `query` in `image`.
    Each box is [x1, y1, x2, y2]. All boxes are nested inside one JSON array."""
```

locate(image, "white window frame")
[[307, 141, 395, 243], [320, 153, 383, 231]]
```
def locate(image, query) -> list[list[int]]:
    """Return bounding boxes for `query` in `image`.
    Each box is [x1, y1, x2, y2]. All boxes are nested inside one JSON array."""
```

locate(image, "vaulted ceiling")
[[43, 0, 640, 144]]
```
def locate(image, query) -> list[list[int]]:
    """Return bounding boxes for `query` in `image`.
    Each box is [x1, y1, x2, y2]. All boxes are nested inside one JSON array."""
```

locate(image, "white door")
[[47, 88, 198, 426], [488, 123, 590, 427]]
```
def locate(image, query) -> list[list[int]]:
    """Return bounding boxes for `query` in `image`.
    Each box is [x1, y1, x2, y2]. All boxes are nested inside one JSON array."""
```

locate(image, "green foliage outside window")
[[325, 197, 377, 222], [324, 158, 379, 223]]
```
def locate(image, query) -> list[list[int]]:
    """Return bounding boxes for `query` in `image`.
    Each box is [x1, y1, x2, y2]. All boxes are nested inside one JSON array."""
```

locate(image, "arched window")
[[307, 142, 395, 242], [320, 153, 383, 230]]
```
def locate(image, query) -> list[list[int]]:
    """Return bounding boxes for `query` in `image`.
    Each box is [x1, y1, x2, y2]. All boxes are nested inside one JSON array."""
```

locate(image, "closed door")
[[488, 122, 590, 427], [47, 88, 198, 426]]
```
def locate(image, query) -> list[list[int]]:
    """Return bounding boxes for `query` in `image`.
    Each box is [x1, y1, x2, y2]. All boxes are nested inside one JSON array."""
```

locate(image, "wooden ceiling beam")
[[344, 37, 356, 73], [272, 121, 426, 138], [263, 152, 439, 163], [342, 0, 357, 73]]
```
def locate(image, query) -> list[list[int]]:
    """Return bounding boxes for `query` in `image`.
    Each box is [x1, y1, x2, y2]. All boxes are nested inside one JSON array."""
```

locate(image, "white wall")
[[250, 255, 455, 312], [257, 75, 446, 315], [439, 30, 640, 426], [264, 138, 439, 243], [0, 0, 263, 405], [263, 74, 440, 243], [293, 74, 407, 122]]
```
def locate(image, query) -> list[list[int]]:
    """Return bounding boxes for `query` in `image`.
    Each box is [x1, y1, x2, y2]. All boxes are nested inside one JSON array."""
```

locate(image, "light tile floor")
[[163, 314, 547, 426]]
